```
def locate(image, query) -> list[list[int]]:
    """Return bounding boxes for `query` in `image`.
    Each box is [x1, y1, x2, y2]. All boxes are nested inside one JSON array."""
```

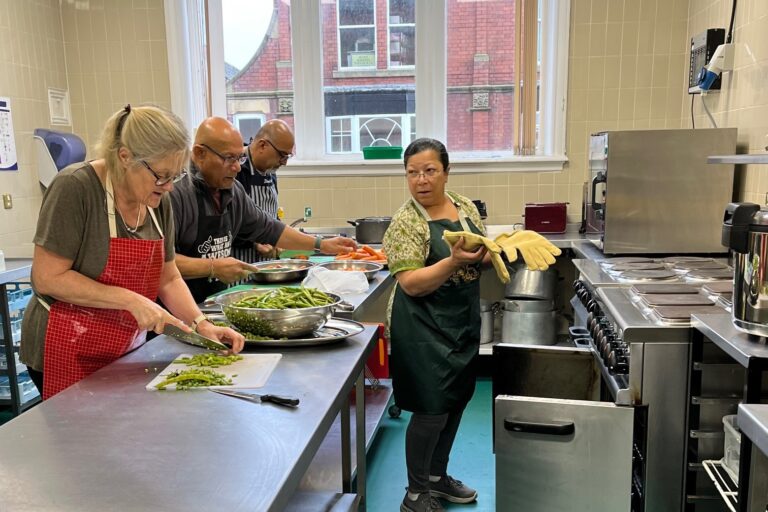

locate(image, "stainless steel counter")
[[0, 328, 379, 512], [692, 313, 768, 368], [739, 404, 768, 458]]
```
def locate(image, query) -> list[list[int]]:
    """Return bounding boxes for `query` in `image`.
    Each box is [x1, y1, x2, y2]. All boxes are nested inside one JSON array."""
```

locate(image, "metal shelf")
[[702, 459, 738, 512], [708, 154, 768, 164]]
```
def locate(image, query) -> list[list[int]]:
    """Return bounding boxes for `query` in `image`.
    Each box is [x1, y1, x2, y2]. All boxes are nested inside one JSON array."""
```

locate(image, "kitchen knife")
[[210, 388, 300, 408], [163, 324, 228, 351]]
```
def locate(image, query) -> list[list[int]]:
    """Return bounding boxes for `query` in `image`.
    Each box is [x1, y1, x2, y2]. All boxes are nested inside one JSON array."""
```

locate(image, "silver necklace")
[[114, 198, 143, 234]]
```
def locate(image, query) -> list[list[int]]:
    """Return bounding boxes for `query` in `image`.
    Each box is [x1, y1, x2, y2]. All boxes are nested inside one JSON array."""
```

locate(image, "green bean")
[[231, 287, 335, 310], [155, 368, 232, 390], [174, 354, 243, 368]]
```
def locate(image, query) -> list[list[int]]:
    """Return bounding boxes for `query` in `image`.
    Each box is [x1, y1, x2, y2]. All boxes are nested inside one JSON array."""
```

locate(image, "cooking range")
[[572, 257, 731, 511], [494, 255, 733, 512]]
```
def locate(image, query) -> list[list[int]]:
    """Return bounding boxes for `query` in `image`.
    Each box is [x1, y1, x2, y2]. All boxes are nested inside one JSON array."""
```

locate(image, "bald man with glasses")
[[170, 117, 356, 303], [233, 119, 295, 262]]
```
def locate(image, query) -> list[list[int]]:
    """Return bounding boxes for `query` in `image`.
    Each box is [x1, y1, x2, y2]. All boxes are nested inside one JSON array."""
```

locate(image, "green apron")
[[389, 214, 482, 415]]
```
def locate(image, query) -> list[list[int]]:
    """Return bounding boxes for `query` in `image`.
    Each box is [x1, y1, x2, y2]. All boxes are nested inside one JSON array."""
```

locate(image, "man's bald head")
[[192, 117, 245, 189], [195, 117, 243, 148]]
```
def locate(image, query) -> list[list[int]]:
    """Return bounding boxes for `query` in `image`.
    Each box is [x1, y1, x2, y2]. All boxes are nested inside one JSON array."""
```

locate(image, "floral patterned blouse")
[[382, 191, 486, 334]]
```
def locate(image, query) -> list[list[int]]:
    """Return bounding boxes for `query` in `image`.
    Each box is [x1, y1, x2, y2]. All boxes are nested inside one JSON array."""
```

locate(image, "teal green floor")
[[365, 379, 495, 511]]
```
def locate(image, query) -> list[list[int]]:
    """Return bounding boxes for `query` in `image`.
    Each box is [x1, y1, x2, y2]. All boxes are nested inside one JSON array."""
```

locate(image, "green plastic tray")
[[362, 146, 402, 160]]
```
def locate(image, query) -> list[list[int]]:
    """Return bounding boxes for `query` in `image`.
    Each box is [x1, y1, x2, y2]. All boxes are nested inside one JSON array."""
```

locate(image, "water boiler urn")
[[722, 202, 768, 336]]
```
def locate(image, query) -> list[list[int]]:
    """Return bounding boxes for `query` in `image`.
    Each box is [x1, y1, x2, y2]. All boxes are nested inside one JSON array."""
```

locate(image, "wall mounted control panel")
[[688, 28, 725, 94]]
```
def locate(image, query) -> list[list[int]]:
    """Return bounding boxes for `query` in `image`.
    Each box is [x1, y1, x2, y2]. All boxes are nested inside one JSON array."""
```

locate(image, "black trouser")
[[405, 409, 464, 493], [27, 367, 44, 394]]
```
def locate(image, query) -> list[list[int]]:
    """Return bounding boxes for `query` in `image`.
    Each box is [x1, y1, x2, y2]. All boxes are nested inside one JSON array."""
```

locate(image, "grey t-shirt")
[[20, 162, 176, 371], [170, 166, 286, 255]]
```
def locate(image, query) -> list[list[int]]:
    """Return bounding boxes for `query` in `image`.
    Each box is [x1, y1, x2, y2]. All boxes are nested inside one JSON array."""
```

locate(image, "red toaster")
[[523, 203, 568, 234]]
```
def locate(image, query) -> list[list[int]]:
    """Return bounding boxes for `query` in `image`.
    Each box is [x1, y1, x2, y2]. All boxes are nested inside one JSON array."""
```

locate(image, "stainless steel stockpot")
[[347, 217, 392, 244]]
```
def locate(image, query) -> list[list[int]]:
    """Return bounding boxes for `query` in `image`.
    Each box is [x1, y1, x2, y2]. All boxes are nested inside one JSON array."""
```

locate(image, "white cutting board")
[[145, 353, 282, 391]]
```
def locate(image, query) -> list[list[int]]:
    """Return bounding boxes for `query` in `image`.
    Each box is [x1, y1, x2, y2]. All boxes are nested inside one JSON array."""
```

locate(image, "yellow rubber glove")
[[494, 230, 562, 271], [443, 231, 510, 283]]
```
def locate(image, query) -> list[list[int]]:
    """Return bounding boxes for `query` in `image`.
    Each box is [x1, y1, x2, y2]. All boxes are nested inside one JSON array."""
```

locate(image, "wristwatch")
[[191, 314, 209, 333], [314, 235, 323, 251]]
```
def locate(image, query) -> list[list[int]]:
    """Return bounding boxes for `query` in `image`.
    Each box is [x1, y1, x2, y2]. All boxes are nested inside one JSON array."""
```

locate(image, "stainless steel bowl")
[[316, 260, 383, 281], [248, 259, 315, 283], [214, 288, 342, 338]]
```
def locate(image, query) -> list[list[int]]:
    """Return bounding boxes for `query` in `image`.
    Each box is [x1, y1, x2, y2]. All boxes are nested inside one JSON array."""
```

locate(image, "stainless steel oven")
[[494, 256, 731, 511], [586, 128, 736, 254]]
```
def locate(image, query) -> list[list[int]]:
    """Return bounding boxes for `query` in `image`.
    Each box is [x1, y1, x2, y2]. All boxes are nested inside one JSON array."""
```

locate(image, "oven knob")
[[600, 334, 617, 359], [609, 353, 630, 375], [592, 319, 610, 339], [573, 280, 583, 292], [577, 289, 589, 304], [586, 300, 601, 315]]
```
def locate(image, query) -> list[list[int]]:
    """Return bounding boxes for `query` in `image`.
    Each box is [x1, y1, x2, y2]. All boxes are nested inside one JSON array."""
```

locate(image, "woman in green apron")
[[384, 138, 488, 512]]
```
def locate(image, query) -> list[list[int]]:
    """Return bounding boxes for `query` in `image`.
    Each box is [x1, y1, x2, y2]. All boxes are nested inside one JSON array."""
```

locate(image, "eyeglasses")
[[200, 143, 247, 165], [406, 169, 442, 181], [263, 139, 293, 161], [141, 161, 188, 186]]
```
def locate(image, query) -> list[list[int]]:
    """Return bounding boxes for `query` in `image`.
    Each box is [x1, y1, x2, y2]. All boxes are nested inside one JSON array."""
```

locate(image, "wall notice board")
[[0, 97, 18, 171]]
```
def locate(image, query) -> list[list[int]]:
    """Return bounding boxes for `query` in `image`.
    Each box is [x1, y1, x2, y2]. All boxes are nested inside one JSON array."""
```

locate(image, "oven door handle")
[[504, 418, 575, 436], [591, 172, 606, 210]]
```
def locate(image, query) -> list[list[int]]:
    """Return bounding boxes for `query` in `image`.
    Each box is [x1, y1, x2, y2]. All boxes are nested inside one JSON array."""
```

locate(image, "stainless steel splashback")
[[589, 128, 737, 254]]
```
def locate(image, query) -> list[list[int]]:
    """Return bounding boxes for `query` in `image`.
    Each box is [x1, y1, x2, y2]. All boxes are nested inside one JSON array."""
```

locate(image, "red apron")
[[42, 177, 165, 399]]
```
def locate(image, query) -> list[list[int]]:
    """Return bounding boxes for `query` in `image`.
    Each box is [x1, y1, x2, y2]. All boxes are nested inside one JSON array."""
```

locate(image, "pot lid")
[[357, 217, 392, 222]]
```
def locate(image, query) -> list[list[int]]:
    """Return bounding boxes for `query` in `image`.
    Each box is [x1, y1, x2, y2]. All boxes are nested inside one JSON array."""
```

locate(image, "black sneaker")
[[400, 489, 445, 512], [430, 475, 478, 504]]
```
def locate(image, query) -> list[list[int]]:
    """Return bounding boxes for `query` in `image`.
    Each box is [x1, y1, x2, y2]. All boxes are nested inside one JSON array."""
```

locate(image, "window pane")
[[323, 0, 415, 154], [223, 0, 295, 142], [446, 0, 536, 152], [359, 116, 403, 147], [389, 26, 414, 67], [389, 0, 414, 24], [340, 27, 376, 68], [236, 116, 265, 142], [339, 0, 374, 26]]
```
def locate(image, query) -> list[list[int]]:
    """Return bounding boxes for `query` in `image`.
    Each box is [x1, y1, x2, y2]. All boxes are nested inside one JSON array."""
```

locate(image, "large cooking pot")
[[504, 261, 559, 301], [500, 298, 556, 345], [347, 217, 392, 244]]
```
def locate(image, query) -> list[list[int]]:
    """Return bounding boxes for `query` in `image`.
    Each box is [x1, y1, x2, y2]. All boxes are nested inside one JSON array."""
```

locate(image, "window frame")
[[197, 0, 570, 176]]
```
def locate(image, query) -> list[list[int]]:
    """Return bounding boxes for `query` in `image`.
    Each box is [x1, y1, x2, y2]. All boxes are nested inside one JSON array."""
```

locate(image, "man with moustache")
[[171, 117, 355, 303]]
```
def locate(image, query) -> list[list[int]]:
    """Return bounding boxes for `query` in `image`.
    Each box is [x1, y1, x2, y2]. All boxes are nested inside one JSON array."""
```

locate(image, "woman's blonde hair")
[[96, 104, 190, 182]]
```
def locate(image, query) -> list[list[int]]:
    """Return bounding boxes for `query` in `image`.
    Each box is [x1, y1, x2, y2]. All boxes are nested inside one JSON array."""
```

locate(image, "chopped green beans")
[[155, 368, 232, 390], [231, 287, 335, 310], [174, 354, 243, 368]]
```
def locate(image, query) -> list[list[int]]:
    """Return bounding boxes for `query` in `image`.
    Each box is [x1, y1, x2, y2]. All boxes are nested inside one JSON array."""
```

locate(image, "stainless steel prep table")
[[0, 326, 379, 512]]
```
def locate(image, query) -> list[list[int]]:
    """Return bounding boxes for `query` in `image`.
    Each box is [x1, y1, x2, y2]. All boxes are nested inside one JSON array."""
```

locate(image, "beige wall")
[[0, 0, 68, 257], [687, 0, 768, 204], [0, 0, 172, 258], [61, 0, 171, 152]]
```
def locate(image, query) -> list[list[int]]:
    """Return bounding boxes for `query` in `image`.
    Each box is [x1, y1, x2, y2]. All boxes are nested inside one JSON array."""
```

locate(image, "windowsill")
[[276, 155, 568, 177], [331, 68, 416, 79]]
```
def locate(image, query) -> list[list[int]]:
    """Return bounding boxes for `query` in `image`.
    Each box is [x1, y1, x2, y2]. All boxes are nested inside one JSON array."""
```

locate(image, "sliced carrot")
[[361, 245, 378, 257], [335, 254, 353, 260], [361, 255, 380, 261]]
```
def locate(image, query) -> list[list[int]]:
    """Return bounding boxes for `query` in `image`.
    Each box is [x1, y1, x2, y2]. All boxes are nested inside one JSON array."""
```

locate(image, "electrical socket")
[[2, 194, 11, 209]]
